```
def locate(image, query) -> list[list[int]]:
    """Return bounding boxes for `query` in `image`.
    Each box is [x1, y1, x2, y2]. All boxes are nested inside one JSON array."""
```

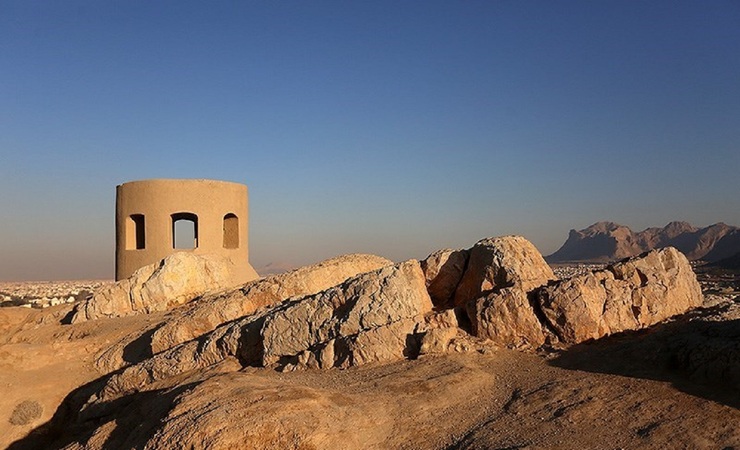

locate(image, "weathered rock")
[[91, 260, 433, 403], [316, 317, 422, 370], [68, 355, 503, 450], [149, 253, 392, 354], [537, 247, 703, 344], [537, 271, 615, 344], [453, 236, 554, 307], [552, 296, 740, 391], [421, 248, 469, 308], [419, 327, 459, 355], [260, 260, 433, 369], [422, 309, 460, 330], [466, 287, 546, 349], [94, 319, 247, 403], [609, 247, 704, 322], [71, 253, 236, 323]]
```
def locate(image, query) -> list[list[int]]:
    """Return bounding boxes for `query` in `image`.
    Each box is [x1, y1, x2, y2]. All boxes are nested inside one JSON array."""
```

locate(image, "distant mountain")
[[703, 229, 740, 262], [708, 249, 740, 270], [546, 221, 739, 263], [255, 262, 297, 277]]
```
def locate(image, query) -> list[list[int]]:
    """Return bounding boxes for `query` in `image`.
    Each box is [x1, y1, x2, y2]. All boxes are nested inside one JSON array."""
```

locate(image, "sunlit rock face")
[[71, 252, 236, 323], [537, 247, 703, 344], [452, 235, 555, 306]]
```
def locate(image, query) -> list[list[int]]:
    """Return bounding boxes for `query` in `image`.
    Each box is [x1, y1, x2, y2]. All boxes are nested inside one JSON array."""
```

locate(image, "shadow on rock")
[[549, 301, 740, 409], [121, 325, 160, 366], [7, 374, 113, 450], [7, 368, 200, 450]]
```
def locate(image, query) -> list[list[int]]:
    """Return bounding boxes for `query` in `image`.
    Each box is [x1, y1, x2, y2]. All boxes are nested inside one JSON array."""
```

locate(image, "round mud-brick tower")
[[115, 179, 259, 284]]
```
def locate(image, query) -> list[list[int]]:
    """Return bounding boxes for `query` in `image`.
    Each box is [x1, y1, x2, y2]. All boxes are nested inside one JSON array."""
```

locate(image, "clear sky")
[[2, 1, 739, 281]]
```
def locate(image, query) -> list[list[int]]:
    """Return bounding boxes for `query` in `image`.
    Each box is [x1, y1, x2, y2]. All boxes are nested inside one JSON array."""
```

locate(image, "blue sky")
[[2, 1, 739, 280]]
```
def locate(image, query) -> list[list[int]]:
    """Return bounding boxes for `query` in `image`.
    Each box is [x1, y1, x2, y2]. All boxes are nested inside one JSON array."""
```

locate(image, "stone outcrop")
[[417, 238, 703, 351], [86, 235, 705, 385], [416, 236, 555, 349], [537, 247, 703, 344], [71, 253, 236, 323], [261, 260, 433, 370], [92, 260, 434, 402], [418, 327, 459, 355], [82, 237, 704, 407], [421, 248, 469, 308], [552, 296, 740, 392], [149, 253, 393, 354], [453, 236, 555, 306], [466, 287, 546, 349]]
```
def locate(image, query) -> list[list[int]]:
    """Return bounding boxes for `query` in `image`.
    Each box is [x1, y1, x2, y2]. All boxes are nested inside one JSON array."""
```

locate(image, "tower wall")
[[115, 178, 258, 285]]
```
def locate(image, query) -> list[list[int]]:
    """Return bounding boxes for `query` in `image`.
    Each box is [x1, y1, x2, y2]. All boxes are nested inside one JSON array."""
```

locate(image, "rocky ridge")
[[547, 220, 740, 263], [90, 253, 394, 374], [148, 253, 392, 355], [73, 237, 702, 412]]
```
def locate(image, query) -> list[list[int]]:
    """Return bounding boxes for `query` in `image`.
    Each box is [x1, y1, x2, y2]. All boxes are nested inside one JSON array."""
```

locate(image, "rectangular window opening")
[[126, 214, 146, 250], [223, 213, 239, 249], [172, 213, 198, 249]]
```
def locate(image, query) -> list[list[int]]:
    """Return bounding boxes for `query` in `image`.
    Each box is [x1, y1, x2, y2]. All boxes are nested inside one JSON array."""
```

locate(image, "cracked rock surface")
[[537, 247, 703, 344]]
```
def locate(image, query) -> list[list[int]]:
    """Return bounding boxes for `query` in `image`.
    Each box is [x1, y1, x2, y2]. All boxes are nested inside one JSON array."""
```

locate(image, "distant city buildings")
[[0, 280, 111, 309]]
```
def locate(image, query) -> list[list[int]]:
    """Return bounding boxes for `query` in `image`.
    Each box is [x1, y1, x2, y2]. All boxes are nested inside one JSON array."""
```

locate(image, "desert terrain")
[[1, 239, 739, 450]]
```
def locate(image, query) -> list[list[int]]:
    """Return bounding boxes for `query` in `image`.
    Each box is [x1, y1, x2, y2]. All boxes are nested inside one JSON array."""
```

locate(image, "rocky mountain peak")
[[582, 221, 627, 234], [661, 221, 697, 236], [548, 221, 740, 263]]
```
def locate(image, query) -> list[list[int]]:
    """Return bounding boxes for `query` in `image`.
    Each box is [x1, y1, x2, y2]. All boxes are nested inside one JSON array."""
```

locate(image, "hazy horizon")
[[1, 213, 735, 282], [2, 1, 739, 281]]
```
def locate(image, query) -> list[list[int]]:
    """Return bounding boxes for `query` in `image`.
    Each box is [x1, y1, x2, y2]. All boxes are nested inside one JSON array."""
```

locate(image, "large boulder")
[[421, 248, 469, 308], [71, 253, 237, 323], [260, 260, 433, 369], [609, 246, 704, 321], [453, 236, 555, 306], [149, 253, 393, 354], [537, 247, 703, 344], [466, 287, 546, 349]]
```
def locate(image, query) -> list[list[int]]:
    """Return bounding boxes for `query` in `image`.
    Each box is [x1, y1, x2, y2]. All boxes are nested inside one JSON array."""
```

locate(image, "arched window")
[[172, 212, 198, 249], [223, 213, 239, 249], [126, 214, 145, 250]]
